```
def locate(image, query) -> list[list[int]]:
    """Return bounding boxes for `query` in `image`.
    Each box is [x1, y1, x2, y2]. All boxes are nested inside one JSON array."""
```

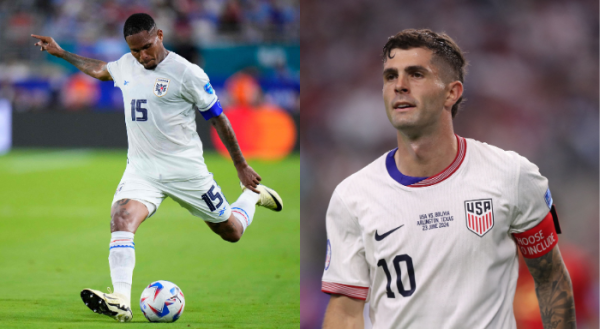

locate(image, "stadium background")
[[300, 0, 599, 328], [0, 0, 299, 327]]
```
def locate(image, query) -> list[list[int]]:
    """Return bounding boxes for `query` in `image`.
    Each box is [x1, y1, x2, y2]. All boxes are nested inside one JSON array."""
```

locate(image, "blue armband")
[[200, 99, 223, 120]]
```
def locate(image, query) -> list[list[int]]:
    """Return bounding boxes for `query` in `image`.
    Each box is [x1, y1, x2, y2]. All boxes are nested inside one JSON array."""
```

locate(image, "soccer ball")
[[139, 280, 185, 322]]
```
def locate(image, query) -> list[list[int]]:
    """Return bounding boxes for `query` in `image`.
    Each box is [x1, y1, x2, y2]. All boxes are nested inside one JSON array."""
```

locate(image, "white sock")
[[231, 189, 259, 232], [109, 231, 135, 305]]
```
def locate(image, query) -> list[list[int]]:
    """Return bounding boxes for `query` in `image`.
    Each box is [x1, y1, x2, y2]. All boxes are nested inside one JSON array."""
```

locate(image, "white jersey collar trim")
[[386, 135, 467, 188]]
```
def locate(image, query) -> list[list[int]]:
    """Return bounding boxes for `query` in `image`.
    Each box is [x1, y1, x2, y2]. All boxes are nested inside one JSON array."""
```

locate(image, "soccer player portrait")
[[321, 29, 576, 328], [32, 13, 283, 322]]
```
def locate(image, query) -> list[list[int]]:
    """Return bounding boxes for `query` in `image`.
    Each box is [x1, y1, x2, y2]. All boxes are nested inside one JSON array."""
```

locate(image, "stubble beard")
[[388, 107, 421, 134], [389, 105, 443, 140]]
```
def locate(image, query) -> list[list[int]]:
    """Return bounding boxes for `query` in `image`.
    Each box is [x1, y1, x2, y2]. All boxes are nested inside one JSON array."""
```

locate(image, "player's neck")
[[394, 124, 457, 178], [156, 47, 170, 66]]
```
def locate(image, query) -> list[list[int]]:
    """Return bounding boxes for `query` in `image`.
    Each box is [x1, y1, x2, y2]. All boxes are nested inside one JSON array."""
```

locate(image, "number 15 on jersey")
[[131, 99, 147, 121]]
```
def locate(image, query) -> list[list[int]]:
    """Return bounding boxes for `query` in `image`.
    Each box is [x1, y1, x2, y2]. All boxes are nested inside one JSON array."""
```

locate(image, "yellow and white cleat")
[[242, 183, 283, 212], [81, 288, 132, 322]]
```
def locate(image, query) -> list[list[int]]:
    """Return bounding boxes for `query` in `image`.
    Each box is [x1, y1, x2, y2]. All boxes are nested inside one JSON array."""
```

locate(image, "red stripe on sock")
[[232, 210, 248, 225]]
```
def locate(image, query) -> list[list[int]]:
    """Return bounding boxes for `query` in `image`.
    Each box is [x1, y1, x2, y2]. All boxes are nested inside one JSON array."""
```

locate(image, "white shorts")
[[111, 169, 231, 223]]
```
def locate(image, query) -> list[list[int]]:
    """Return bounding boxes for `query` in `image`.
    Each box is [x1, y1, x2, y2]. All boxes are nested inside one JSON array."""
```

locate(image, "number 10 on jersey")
[[377, 254, 416, 298], [131, 99, 148, 121]]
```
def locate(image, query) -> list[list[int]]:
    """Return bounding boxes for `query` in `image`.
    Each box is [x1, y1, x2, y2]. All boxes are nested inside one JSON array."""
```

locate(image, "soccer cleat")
[[81, 288, 132, 322], [241, 183, 283, 211]]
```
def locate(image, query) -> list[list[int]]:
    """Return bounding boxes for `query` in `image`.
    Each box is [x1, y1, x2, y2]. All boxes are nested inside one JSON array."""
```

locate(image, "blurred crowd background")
[[301, 0, 598, 328], [0, 0, 299, 114]]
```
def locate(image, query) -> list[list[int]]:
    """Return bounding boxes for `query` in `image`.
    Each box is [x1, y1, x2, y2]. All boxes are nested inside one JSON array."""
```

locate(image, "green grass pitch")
[[0, 150, 299, 328]]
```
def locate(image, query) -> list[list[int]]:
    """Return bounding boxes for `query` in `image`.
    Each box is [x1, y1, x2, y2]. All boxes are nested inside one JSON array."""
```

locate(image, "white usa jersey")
[[322, 136, 553, 329], [107, 52, 220, 181]]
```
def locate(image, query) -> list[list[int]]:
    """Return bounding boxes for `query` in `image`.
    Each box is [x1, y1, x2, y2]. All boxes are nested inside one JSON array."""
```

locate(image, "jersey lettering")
[[512, 210, 558, 258]]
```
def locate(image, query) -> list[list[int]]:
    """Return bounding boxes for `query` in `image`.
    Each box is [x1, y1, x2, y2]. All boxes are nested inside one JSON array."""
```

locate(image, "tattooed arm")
[[209, 113, 261, 193], [524, 245, 576, 329], [31, 34, 112, 81]]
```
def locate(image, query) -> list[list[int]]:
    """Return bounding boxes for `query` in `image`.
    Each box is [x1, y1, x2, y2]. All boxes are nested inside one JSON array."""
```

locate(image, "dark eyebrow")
[[383, 65, 430, 78], [405, 65, 429, 74], [383, 67, 398, 77], [130, 42, 152, 52]]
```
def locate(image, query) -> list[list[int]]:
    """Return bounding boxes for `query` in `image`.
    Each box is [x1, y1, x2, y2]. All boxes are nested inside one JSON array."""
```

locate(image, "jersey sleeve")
[[321, 188, 370, 300], [106, 54, 128, 89], [181, 65, 221, 120], [509, 155, 553, 234]]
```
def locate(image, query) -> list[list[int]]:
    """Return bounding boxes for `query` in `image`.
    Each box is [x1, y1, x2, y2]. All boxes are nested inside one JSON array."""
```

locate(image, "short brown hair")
[[382, 29, 467, 118]]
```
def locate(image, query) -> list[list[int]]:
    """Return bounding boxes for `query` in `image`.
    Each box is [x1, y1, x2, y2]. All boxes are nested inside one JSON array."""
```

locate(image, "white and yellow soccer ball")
[[140, 280, 185, 322]]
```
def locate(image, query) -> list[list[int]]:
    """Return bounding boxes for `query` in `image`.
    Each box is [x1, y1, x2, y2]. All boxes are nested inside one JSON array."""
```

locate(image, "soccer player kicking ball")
[[321, 29, 576, 329], [32, 13, 282, 322]]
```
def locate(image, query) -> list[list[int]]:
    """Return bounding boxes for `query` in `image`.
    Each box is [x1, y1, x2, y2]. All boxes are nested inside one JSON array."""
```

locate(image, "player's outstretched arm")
[[524, 245, 576, 329], [31, 34, 112, 81], [209, 113, 261, 193], [322, 295, 365, 329]]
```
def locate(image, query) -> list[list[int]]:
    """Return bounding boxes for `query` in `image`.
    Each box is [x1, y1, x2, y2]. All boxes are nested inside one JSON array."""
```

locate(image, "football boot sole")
[[81, 289, 132, 322]]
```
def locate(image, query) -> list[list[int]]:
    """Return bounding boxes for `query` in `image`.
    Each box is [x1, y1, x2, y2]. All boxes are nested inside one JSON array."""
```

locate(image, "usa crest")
[[464, 199, 494, 237], [153, 78, 170, 97]]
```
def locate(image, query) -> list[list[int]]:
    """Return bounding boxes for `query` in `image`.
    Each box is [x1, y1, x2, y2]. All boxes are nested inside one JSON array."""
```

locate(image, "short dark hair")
[[382, 29, 467, 118], [123, 13, 156, 39]]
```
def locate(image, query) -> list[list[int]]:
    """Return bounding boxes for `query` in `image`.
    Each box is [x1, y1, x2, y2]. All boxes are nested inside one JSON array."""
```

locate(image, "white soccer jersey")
[[322, 136, 554, 329], [107, 52, 220, 181]]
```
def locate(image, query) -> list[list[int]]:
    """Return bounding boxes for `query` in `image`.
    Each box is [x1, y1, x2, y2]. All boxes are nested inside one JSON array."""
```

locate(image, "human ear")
[[445, 81, 463, 109]]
